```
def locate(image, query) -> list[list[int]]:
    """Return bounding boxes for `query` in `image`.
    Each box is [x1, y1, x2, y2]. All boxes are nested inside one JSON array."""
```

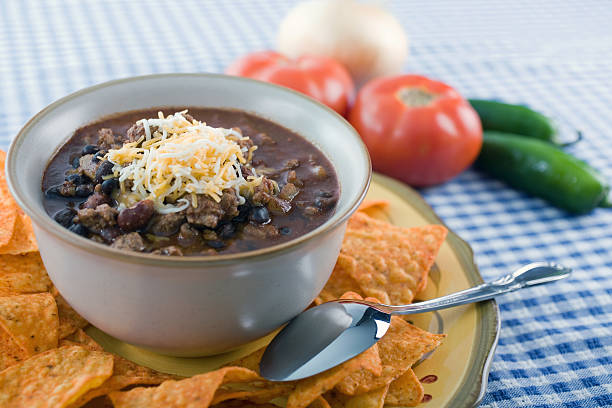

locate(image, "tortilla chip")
[[59, 329, 179, 407], [335, 316, 444, 395], [226, 347, 266, 374], [0, 324, 29, 370], [0, 293, 59, 355], [0, 161, 17, 247], [325, 384, 389, 408], [357, 200, 389, 213], [211, 382, 294, 406], [286, 343, 381, 408], [0, 345, 114, 407], [347, 213, 447, 294], [52, 289, 89, 338], [0, 211, 38, 255], [385, 369, 424, 407], [60, 329, 104, 351], [109, 367, 261, 408], [211, 402, 279, 408], [307, 396, 331, 408], [0, 253, 52, 296], [315, 255, 362, 305]]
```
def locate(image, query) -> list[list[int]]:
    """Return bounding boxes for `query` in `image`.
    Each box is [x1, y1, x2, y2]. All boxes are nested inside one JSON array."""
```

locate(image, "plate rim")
[[371, 173, 500, 408]]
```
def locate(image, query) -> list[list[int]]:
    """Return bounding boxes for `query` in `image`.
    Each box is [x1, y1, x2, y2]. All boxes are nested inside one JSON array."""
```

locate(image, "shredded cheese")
[[106, 111, 262, 213]]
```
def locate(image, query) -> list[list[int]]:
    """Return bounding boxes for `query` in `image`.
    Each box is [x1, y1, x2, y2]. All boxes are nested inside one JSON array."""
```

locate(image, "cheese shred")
[[106, 111, 262, 213]]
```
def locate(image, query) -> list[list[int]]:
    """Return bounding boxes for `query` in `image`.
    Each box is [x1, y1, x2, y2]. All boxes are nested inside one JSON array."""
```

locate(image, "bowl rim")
[[7, 73, 371, 267]]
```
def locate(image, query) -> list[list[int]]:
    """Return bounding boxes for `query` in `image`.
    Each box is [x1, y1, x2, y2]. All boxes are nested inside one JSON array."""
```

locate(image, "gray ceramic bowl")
[[7, 74, 371, 356]]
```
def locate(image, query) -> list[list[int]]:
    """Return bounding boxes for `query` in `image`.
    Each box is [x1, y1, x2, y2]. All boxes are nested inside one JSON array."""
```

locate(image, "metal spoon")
[[260, 262, 571, 381]]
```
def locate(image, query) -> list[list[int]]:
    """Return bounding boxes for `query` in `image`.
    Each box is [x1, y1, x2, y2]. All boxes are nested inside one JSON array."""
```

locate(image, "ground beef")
[[77, 204, 118, 232], [177, 223, 200, 247], [237, 137, 254, 151], [111, 232, 146, 252], [78, 154, 101, 180], [186, 189, 240, 228], [279, 183, 299, 201], [126, 122, 146, 142], [151, 246, 183, 256], [202, 230, 218, 241], [219, 189, 240, 219], [147, 212, 185, 236], [254, 132, 276, 145], [284, 159, 300, 169], [286, 170, 304, 188], [83, 192, 112, 209], [251, 177, 276, 206], [96, 128, 123, 150], [58, 181, 77, 197], [243, 223, 280, 239]]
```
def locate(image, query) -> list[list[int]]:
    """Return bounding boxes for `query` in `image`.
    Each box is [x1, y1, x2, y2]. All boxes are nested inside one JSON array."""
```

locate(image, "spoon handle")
[[377, 262, 571, 315]]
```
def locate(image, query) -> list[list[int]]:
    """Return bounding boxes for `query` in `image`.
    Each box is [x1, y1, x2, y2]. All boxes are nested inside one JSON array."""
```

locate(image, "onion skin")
[[276, 0, 409, 86]]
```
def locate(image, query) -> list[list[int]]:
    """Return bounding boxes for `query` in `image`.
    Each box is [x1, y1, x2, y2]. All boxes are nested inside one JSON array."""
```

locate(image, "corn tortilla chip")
[[0, 324, 29, 370], [307, 396, 331, 408], [0, 345, 114, 408], [385, 369, 424, 407], [0, 150, 18, 248], [52, 289, 89, 338], [211, 382, 294, 406], [315, 255, 361, 305], [0, 253, 52, 295], [286, 343, 381, 408], [0, 211, 38, 255], [357, 200, 389, 213], [0, 293, 59, 355], [109, 366, 261, 408], [324, 384, 389, 408], [226, 346, 266, 374], [335, 316, 444, 395], [347, 213, 447, 294], [60, 329, 179, 407], [211, 402, 279, 408]]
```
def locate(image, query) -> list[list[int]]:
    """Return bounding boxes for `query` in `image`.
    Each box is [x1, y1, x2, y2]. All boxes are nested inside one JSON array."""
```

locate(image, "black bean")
[[233, 204, 251, 223], [71, 157, 80, 168], [92, 151, 106, 162], [68, 223, 89, 237], [101, 178, 119, 196], [53, 208, 77, 228], [66, 173, 89, 185], [75, 184, 94, 197], [250, 206, 270, 224], [218, 223, 236, 239], [317, 191, 333, 198], [280, 227, 291, 235], [45, 185, 61, 197], [206, 240, 225, 249], [82, 144, 99, 155], [95, 160, 115, 184]]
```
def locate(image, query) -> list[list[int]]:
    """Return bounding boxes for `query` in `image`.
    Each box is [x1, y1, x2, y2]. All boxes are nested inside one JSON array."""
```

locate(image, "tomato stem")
[[396, 87, 436, 107]]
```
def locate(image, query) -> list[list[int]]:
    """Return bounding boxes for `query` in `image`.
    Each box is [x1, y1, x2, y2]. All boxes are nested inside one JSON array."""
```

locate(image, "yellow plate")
[[87, 173, 499, 408]]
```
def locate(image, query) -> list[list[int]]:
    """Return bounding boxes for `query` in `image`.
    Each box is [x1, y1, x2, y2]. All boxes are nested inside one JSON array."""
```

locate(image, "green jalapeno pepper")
[[476, 131, 611, 214]]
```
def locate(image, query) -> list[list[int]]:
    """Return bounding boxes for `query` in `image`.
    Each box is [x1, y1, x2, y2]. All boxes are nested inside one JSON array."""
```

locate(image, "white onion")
[[277, 0, 409, 86]]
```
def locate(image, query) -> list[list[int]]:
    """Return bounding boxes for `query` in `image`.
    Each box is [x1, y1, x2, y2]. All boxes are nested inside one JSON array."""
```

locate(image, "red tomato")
[[349, 75, 482, 187], [226, 51, 355, 116]]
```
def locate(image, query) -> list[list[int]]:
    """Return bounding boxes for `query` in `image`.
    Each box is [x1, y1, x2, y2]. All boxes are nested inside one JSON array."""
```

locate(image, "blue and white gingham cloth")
[[1, 1, 611, 406]]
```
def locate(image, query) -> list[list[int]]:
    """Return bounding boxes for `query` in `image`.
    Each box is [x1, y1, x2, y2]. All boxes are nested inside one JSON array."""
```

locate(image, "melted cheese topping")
[[106, 111, 261, 214]]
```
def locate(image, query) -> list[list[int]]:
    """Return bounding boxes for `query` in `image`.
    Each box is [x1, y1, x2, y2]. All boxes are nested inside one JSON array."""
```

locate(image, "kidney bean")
[[117, 200, 155, 231], [68, 223, 89, 237]]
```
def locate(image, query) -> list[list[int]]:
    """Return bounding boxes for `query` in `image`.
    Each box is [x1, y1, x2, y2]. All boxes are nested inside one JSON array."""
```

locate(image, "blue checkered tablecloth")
[[1, 0, 611, 406]]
